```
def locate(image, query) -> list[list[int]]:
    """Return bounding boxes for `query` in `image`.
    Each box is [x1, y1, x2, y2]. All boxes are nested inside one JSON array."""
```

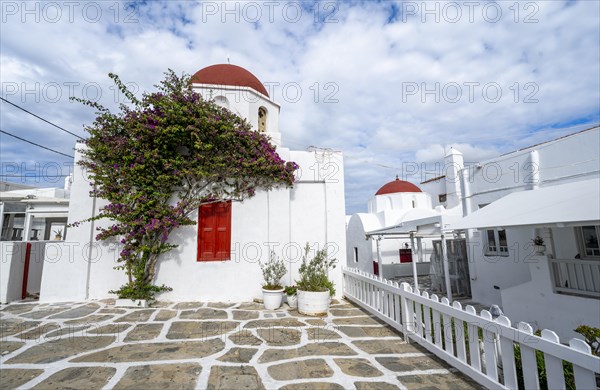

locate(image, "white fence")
[[550, 258, 600, 298], [342, 267, 600, 390]]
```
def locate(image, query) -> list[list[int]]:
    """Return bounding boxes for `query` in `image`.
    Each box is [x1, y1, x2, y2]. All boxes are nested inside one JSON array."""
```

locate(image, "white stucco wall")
[[420, 178, 446, 208], [25, 241, 46, 294], [467, 228, 534, 306], [501, 254, 600, 341], [40, 146, 346, 302], [0, 242, 26, 303], [0, 241, 47, 303], [346, 214, 379, 273], [368, 192, 432, 214], [193, 84, 281, 146]]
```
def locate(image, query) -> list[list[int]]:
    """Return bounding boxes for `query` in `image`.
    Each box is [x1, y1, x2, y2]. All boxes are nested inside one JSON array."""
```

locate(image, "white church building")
[[346, 149, 465, 293], [346, 177, 436, 279], [38, 64, 346, 303]]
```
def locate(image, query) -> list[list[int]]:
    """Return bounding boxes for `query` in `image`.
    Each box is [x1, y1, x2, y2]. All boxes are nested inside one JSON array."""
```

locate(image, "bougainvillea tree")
[[73, 70, 298, 300]]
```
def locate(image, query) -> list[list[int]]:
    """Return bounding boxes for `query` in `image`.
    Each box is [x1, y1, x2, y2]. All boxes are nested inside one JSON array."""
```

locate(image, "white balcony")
[[550, 257, 600, 298]]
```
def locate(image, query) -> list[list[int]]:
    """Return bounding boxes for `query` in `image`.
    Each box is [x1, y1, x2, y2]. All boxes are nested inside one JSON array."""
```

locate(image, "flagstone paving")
[[1, 299, 481, 389]]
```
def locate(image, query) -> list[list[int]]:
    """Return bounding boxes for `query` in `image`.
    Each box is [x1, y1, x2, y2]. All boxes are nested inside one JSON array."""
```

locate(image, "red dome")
[[376, 177, 422, 195], [191, 64, 269, 97]]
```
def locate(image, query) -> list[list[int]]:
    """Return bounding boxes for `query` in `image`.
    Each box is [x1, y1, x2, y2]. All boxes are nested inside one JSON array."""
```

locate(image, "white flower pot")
[[286, 294, 298, 309], [297, 290, 330, 316], [534, 245, 546, 255], [262, 288, 284, 310]]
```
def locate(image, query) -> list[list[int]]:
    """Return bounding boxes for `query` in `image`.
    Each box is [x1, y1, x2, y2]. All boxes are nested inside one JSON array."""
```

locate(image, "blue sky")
[[1, 0, 599, 214]]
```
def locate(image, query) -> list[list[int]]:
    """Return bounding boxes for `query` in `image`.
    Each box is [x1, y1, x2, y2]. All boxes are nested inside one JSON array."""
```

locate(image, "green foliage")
[[513, 330, 575, 390], [260, 251, 287, 290], [574, 325, 600, 356], [284, 285, 297, 295], [532, 236, 545, 245], [109, 282, 172, 301], [72, 70, 298, 300], [296, 243, 337, 296]]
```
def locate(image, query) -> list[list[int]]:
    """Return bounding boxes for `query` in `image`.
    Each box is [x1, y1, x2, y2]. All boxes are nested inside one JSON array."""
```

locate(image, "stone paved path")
[[1, 298, 480, 389]]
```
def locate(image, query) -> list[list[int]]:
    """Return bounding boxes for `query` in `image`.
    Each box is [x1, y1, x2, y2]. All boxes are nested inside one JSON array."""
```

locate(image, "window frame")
[[197, 201, 232, 262], [484, 228, 509, 257], [576, 225, 600, 259]]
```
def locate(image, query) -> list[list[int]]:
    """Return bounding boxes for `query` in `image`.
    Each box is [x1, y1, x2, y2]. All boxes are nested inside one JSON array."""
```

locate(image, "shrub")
[[296, 243, 337, 296], [260, 251, 287, 290]]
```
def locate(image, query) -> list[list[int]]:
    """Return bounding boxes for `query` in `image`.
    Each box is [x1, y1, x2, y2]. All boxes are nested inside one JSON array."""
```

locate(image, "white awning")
[[367, 213, 462, 237], [451, 178, 600, 230]]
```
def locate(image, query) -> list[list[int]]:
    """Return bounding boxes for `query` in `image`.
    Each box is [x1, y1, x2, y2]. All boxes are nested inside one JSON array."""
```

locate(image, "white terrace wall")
[[1, 241, 45, 303], [502, 254, 600, 340], [40, 147, 346, 302], [1, 242, 26, 303]]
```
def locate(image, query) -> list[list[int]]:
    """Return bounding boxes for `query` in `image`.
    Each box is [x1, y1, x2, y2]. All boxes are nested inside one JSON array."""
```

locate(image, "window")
[[438, 194, 447, 203], [258, 107, 267, 132], [197, 201, 232, 261], [353, 247, 359, 263], [485, 229, 508, 256], [577, 226, 600, 258], [214, 95, 229, 109], [399, 248, 413, 263]]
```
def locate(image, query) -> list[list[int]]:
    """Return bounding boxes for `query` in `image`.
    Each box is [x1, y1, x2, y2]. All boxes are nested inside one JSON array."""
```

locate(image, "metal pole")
[[410, 233, 419, 290], [441, 234, 453, 303], [376, 236, 383, 279], [0, 202, 4, 240], [417, 236, 424, 262], [22, 211, 33, 242]]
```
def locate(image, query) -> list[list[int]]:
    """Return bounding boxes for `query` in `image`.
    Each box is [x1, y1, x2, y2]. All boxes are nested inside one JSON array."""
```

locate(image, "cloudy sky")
[[1, 0, 599, 214]]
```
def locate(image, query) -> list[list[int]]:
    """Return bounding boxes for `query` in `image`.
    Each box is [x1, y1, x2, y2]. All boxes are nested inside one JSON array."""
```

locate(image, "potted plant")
[[532, 236, 545, 255], [53, 229, 63, 240], [296, 243, 337, 316], [284, 285, 297, 309], [259, 251, 287, 310]]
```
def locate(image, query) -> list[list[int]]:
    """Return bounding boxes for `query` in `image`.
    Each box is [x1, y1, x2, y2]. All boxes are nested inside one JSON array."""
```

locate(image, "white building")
[[346, 177, 439, 280], [450, 126, 600, 340], [39, 64, 346, 303], [0, 182, 70, 303], [379, 127, 600, 340]]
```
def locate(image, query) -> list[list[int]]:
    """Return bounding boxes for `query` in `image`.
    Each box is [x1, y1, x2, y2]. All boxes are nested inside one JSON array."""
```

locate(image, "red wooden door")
[[197, 201, 231, 261]]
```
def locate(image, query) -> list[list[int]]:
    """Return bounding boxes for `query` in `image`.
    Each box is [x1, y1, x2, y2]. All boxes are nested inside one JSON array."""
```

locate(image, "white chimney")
[[444, 148, 464, 209]]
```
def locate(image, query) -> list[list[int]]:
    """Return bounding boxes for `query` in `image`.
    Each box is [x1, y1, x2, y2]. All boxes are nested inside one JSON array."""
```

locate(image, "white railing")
[[550, 258, 600, 298], [343, 267, 600, 390]]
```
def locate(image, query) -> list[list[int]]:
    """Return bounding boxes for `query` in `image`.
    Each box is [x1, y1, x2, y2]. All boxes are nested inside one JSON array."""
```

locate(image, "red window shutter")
[[197, 201, 231, 261]]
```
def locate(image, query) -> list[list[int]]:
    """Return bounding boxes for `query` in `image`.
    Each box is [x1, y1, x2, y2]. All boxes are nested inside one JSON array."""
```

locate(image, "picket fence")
[[342, 267, 600, 390]]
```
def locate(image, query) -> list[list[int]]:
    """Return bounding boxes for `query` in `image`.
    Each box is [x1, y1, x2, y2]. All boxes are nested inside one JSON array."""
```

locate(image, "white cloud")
[[1, 0, 598, 214]]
